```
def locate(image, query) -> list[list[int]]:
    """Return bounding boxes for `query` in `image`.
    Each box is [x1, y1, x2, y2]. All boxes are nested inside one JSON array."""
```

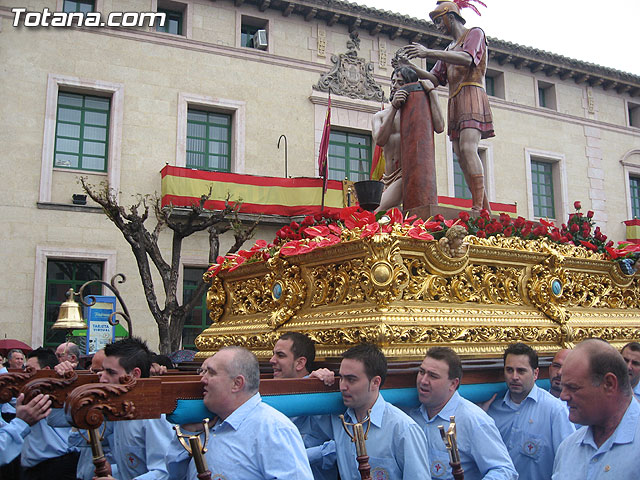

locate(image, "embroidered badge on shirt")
[[430, 459, 448, 477], [371, 467, 390, 480], [522, 439, 539, 456], [126, 453, 139, 468]]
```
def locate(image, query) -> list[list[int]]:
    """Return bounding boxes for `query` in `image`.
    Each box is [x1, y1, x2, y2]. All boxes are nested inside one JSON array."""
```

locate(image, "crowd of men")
[[2, 335, 640, 479]]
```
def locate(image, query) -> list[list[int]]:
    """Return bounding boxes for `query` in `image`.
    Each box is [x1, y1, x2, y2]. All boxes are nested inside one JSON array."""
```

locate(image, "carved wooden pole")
[[399, 82, 437, 211], [88, 427, 113, 477]]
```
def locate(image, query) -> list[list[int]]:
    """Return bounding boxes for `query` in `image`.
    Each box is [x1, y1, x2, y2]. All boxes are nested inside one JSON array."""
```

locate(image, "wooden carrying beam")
[[63, 366, 550, 429]]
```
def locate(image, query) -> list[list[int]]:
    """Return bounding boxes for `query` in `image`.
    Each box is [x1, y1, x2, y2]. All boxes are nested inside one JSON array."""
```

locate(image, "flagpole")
[[319, 92, 331, 212]]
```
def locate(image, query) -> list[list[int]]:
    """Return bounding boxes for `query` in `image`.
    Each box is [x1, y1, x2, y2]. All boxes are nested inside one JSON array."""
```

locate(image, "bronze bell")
[[52, 288, 87, 330]]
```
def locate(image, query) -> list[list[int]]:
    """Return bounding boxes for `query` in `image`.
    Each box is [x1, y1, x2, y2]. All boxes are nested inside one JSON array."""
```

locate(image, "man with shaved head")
[[552, 339, 640, 479], [548, 349, 570, 399]]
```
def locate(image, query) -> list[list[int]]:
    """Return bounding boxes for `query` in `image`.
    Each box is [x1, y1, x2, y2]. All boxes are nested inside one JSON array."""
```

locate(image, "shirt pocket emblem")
[[430, 459, 449, 477]]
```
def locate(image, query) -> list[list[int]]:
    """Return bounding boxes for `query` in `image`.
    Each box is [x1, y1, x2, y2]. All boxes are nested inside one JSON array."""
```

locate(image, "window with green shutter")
[[44, 260, 103, 348], [156, 8, 182, 35], [453, 153, 472, 200], [54, 92, 110, 172], [63, 0, 94, 13], [186, 109, 232, 172], [531, 160, 555, 218], [631, 176, 640, 218], [328, 131, 372, 182], [182, 267, 211, 349]]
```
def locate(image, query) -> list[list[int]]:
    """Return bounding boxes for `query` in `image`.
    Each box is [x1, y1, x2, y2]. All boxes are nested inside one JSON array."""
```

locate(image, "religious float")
[[195, 203, 640, 361]]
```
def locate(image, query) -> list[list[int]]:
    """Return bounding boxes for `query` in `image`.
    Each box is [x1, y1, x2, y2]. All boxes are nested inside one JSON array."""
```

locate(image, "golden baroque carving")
[[205, 276, 225, 323], [359, 234, 409, 308], [467, 235, 605, 259], [403, 258, 524, 306], [264, 256, 307, 329], [526, 250, 570, 325], [308, 260, 365, 307], [196, 324, 562, 357]]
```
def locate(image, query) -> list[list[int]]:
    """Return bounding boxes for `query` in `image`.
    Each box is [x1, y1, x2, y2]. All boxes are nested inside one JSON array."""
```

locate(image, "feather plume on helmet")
[[429, 0, 487, 24]]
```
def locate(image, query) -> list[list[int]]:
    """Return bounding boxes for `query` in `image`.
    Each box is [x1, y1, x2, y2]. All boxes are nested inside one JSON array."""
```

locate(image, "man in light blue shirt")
[[620, 341, 640, 401], [307, 343, 431, 480], [487, 342, 574, 480], [93, 337, 173, 480], [271, 331, 339, 480], [552, 339, 640, 479], [0, 392, 51, 465], [409, 347, 517, 480], [166, 346, 313, 479], [21, 348, 79, 480]]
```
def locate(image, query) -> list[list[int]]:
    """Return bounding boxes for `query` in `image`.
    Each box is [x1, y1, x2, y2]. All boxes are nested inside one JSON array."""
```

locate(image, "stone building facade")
[[1, 0, 639, 349]]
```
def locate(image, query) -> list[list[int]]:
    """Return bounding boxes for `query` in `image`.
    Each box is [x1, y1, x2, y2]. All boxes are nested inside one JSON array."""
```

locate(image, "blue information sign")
[[84, 295, 116, 355]]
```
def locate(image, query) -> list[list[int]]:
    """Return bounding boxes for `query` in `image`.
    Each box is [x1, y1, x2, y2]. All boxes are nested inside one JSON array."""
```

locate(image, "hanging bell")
[[52, 288, 87, 330]]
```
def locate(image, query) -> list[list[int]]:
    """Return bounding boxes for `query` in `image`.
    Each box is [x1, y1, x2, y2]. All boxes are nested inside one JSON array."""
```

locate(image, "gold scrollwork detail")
[[308, 260, 365, 307], [526, 251, 570, 324], [467, 236, 605, 260], [263, 257, 306, 330], [205, 276, 225, 323], [359, 234, 409, 308], [404, 258, 524, 306]]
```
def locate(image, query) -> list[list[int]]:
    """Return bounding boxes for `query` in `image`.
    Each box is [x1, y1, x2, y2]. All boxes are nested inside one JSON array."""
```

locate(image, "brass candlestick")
[[438, 415, 464, 480], [340, 410, 372, 480], [174, 418, 213, 480]]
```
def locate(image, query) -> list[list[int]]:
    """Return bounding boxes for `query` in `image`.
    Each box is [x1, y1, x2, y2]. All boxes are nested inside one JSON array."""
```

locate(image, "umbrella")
[[0, 339, 33, 357], [168, 349, 197, 364]]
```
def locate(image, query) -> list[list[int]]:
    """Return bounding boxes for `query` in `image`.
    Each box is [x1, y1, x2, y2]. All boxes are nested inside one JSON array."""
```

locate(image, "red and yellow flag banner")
[[624, 219, 640, 244], [161, 166, 345, 216]]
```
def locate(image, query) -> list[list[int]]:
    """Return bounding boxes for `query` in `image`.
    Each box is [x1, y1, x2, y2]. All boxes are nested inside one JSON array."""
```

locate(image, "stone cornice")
[[227, 0, 640, 96]]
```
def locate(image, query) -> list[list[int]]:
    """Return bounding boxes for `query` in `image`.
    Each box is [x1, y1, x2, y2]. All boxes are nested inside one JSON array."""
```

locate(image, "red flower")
[[550, 230, 562, 241], [422, 221, 443, 232], [580, 240, 597, 251], [570, 224, 579, 233], [587, 210, 594, 219], [499, 213, 512, 226], [480, 209, 491, 220], [514, 217, 526, 228], [503, 226, 513, 237], [458, 211, 470, 222], [302, 215, 314, 226], [532, 226, 547, 236], [388, 208, 403, 225], [303, 225, 330, 238], [477, 218, 486, 228], [574, 201, 582, 210], [476, 230, 486, 238], [539, 218, 556, 228], [434, 214, 445, 222], [408, 226, 434, 241], [290, 221, 300, 230], [361, 222, 380, 238], [566, 233, 573, 240]]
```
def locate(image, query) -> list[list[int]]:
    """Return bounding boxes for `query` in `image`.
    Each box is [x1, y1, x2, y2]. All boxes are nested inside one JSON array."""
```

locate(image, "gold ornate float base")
[[196, 234, 640, 360]]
